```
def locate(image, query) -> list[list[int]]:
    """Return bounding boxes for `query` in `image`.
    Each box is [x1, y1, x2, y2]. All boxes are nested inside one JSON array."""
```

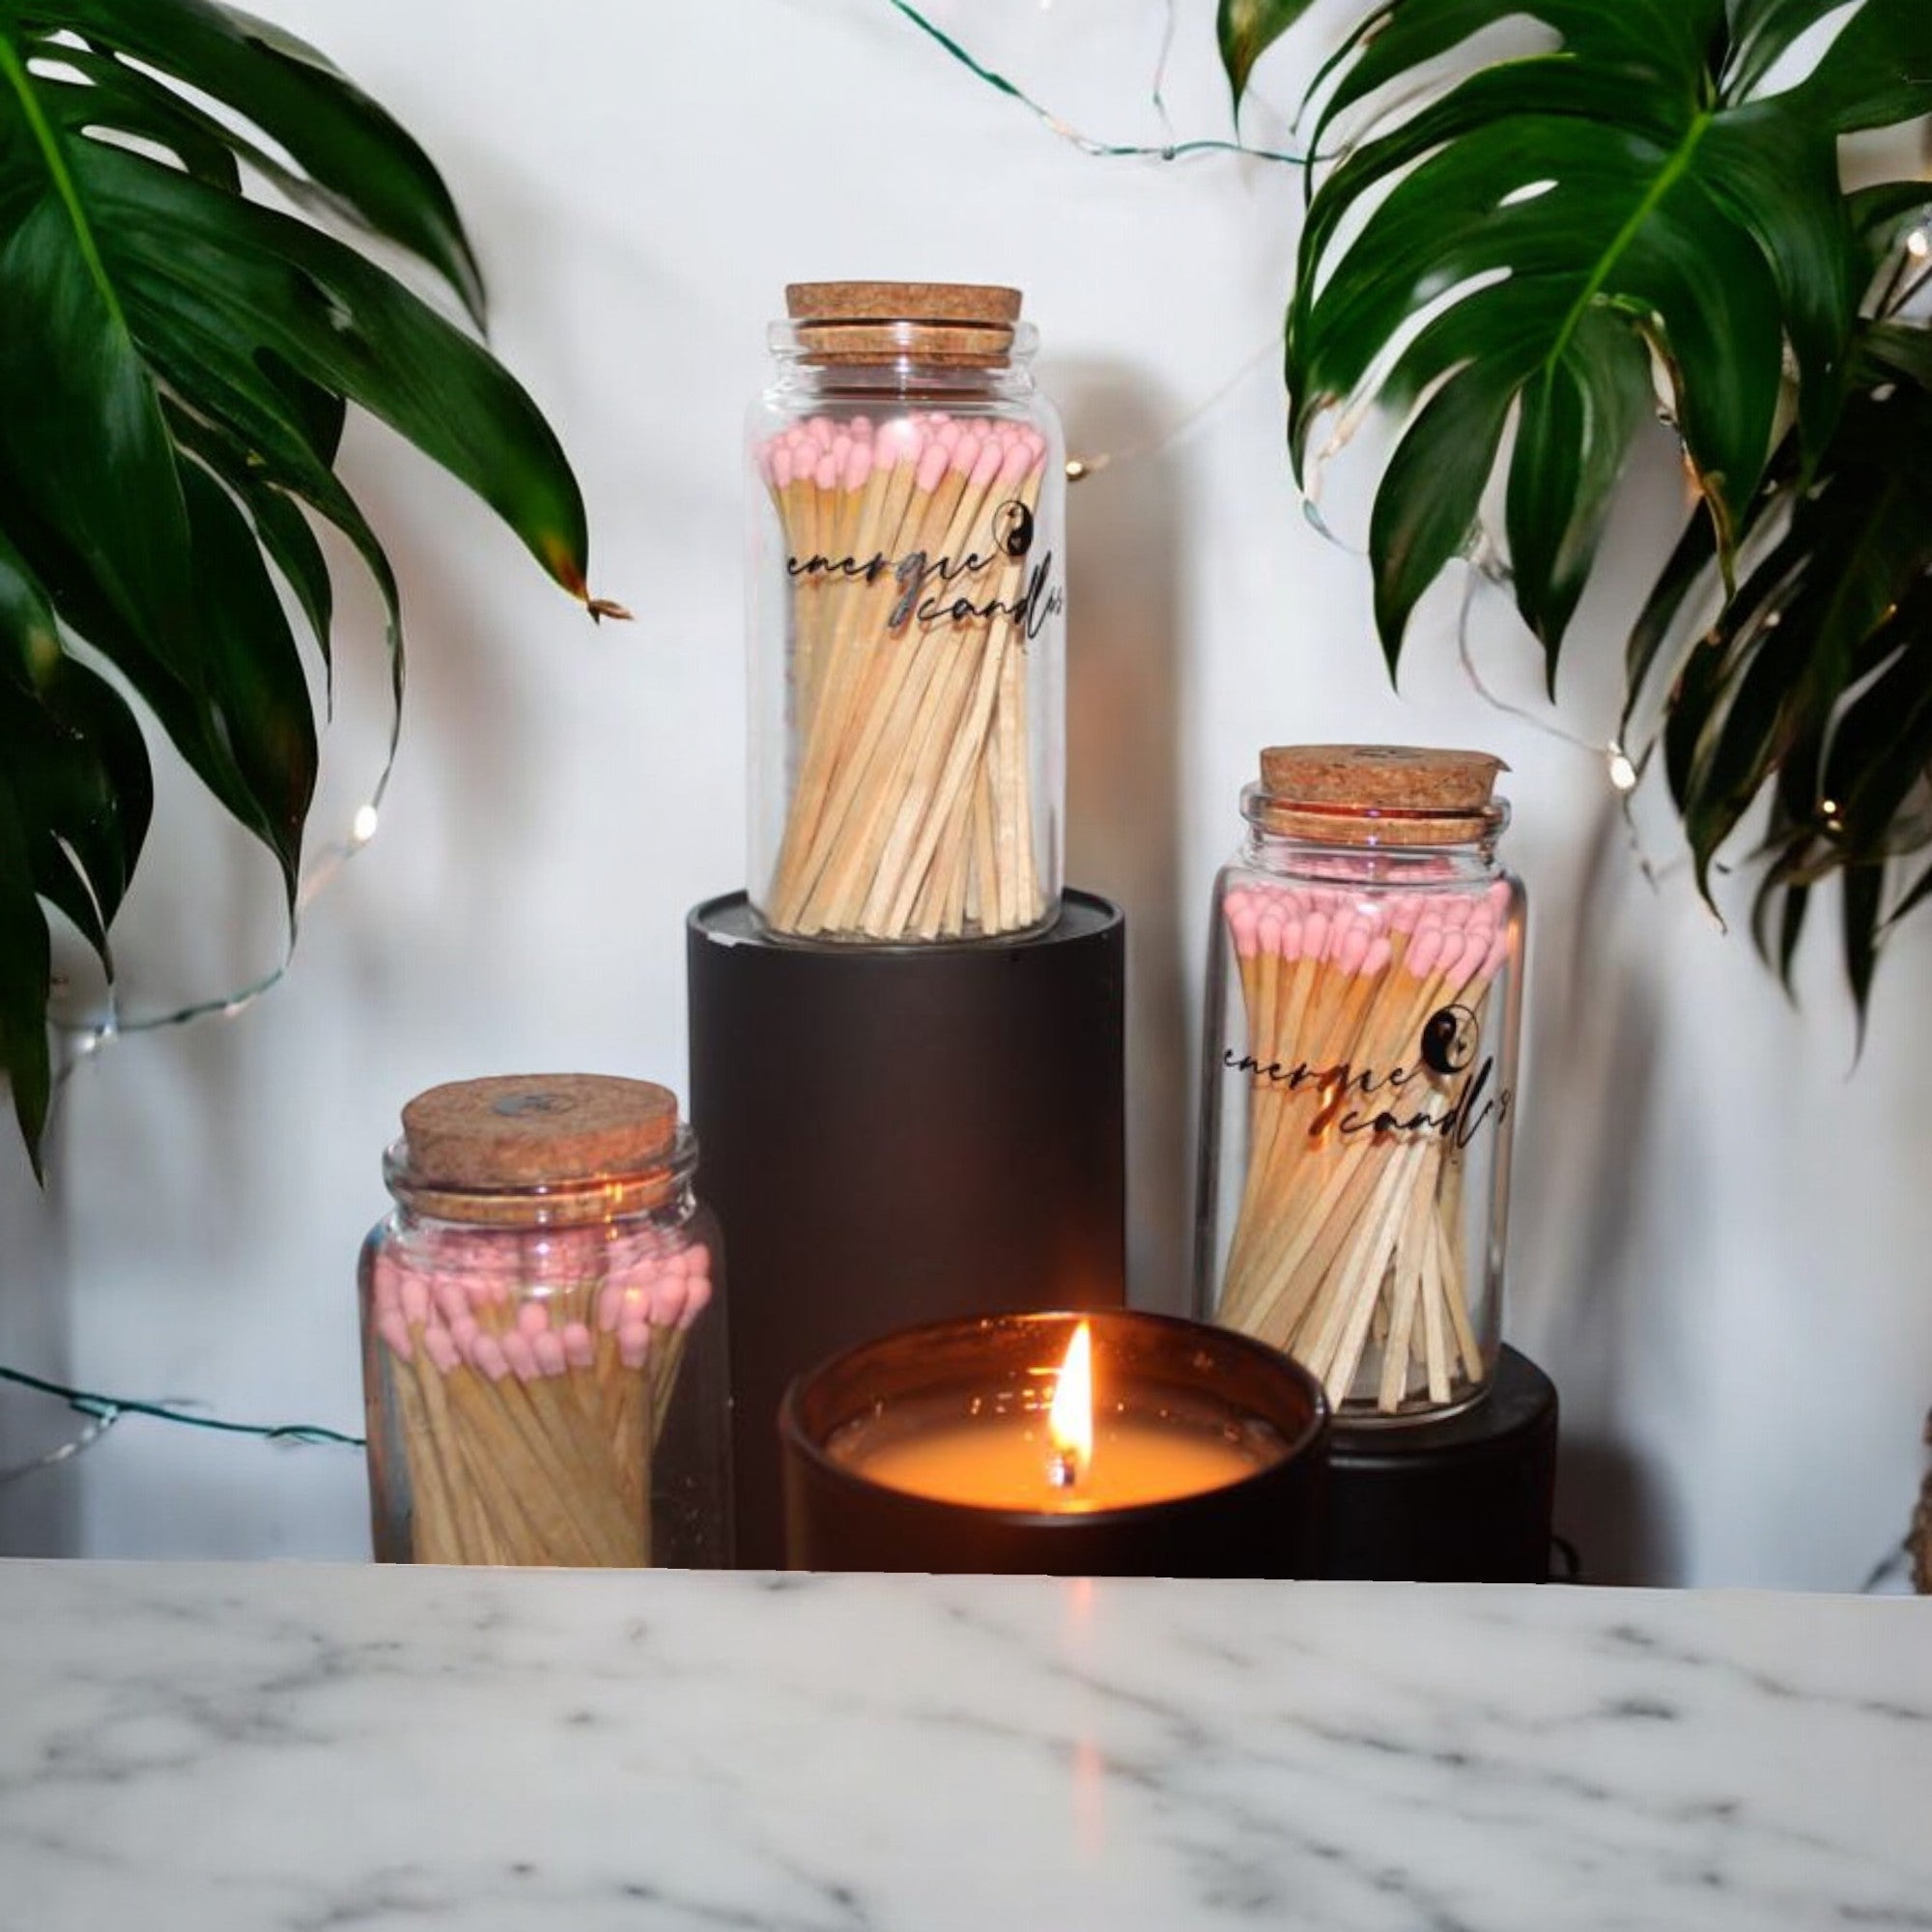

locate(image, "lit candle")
[[781, 1310, 1329, 1577], [843, 1321, 1270, 1512]]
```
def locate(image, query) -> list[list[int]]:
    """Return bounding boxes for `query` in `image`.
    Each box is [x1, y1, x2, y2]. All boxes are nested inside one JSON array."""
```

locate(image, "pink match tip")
[[848, 414, 874, 438], [376, 1310, 412, 1361], [813, 454, 838, 492], [423, 1328, 461, 1375], [652, 1276, 692, 1329], [516, 1301, 550, 1339], [1225, 894, 1260, 957], [1302, 911, 1331, 960], [498, 1330, 540, 1383], [618, 1321, 651, 1371], [1406, 925, 1444, 980], [562, 1322, 596, 1370], [469, 1332, 510, 1383], [916, 443, 951, 493], [1361, 936, 1393, 979], [970, 437, 1004, 486], [680, 1276, 713, 1327], [1479, 929, 1510, 981], [368, 1253, 402, 1316], [843, 439, 870, 490], [398, 1274, 430, 1327], [531, 1330, 569, 1378], [1336, 923, 1371, 977]]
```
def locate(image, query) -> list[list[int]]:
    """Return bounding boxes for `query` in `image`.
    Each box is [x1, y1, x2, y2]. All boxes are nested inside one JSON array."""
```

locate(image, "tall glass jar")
[[359, 1075, 729, 1566], [747, 281, 1065, 944], [1194, 747, 1525, 1423]]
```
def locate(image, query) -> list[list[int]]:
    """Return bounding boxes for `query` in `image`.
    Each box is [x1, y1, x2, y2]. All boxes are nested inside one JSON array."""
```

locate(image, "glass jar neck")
[[1238, 830, 1501, 885], [1238, 782, 1507, 883], [766, 332, 1038, 407]]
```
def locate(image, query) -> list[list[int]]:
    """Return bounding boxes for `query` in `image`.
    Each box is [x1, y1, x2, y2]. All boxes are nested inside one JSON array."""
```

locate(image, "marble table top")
[[2, 1561, 1927, 1930]]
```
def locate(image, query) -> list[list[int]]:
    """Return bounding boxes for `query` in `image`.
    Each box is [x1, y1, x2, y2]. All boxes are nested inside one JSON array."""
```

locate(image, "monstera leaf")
[[1633, 193, 1932, 1027], [1228, 0, 1932, 1013], [0, 0, 611, 1173]]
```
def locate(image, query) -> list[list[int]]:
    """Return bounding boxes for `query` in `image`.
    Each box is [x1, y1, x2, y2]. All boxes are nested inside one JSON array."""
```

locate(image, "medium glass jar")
[[1194, 747, 1525, 1423], [747, 281, 1065, 944], [359, 1075, 729, 1566]]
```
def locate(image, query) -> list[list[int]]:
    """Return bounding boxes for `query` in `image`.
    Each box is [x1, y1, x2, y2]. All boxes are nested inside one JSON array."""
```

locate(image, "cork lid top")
[[786, 282, 1023, 327], [399, 1074, 679, 1192], [1253, 745, 1509, 845], [783, 282, 1026, 367]]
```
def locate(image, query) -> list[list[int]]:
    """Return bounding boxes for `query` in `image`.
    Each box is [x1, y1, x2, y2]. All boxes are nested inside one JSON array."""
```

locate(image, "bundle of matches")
[[757, 409, 1055, 941], [1212, 877, 1514, 1414], [367, 1230, 713, 1567]]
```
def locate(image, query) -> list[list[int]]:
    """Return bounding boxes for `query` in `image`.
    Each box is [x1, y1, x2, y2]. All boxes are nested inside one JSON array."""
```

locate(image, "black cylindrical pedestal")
[[689, 891, 1127, 1566], [1320, 1346, 1558, 1582]]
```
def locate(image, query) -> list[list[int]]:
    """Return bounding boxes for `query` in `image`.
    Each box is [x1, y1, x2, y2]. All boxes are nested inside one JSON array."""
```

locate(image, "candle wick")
[[1048, 1450, 1079, 1489]]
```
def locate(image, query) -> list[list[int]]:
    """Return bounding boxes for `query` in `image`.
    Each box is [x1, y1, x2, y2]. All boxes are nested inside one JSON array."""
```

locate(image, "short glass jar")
[[746, 281, 1065, 944], [1194, 747, 1526, 1423], [359, 1075, 729, 1566]]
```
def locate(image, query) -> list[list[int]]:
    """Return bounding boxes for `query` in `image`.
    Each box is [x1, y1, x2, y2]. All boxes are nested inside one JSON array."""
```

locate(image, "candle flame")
[[1048, 1321, 1094, 1484]]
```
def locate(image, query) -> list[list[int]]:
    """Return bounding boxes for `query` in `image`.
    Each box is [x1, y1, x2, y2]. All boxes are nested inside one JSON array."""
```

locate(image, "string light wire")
[[884, 0, 1305, 166], [0, 1362, 364, 1456]]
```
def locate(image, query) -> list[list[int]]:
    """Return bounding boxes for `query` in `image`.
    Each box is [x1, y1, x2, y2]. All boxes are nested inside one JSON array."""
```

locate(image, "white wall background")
[[2, 0, 1927, 1586]]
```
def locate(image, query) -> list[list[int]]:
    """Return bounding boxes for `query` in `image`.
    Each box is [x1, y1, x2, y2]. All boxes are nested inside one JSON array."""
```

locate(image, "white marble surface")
[[2, 1562, 1927, 1930]]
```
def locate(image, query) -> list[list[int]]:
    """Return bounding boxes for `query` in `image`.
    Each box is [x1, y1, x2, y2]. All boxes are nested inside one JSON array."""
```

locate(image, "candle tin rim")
[[780, 1308, 1330, 1529]]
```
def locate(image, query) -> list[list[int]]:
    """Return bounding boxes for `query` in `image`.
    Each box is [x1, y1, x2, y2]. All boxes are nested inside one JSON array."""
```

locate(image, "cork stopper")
[[1253, 745, 1509, 846], [784, 281, 1024, 367], [395, 1075, 681, 1223]]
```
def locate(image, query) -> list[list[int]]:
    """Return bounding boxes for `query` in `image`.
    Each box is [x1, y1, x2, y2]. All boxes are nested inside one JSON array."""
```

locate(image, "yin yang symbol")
[[1421, 1004, 1481, 1076]]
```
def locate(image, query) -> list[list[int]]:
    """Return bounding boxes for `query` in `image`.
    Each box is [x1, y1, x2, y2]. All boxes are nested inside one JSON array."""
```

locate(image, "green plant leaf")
[[1369, 359, 1518, 666], [1288, 1, 1880, 676], [1217, 0, 1321, 111], [18, 0, 487, 321], [0, 9, 607, 1173], [0, 528, 151, 954], [1505, 304, 1656, 667], [76, 141, 593, 600], [1786, 0, 1932, 132], [0, 43, 194, 649], [0, 769, 52, 1177], [1841, 861, 1883, 1042]]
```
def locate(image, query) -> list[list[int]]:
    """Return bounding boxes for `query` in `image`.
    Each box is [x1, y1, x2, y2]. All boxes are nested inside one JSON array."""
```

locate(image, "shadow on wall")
[[1052, 362, 1190, 1314], [0, 1106, 79, 1555], [1526, 793, 1683, 1583], [1558, 1438, 1679, 1585]]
